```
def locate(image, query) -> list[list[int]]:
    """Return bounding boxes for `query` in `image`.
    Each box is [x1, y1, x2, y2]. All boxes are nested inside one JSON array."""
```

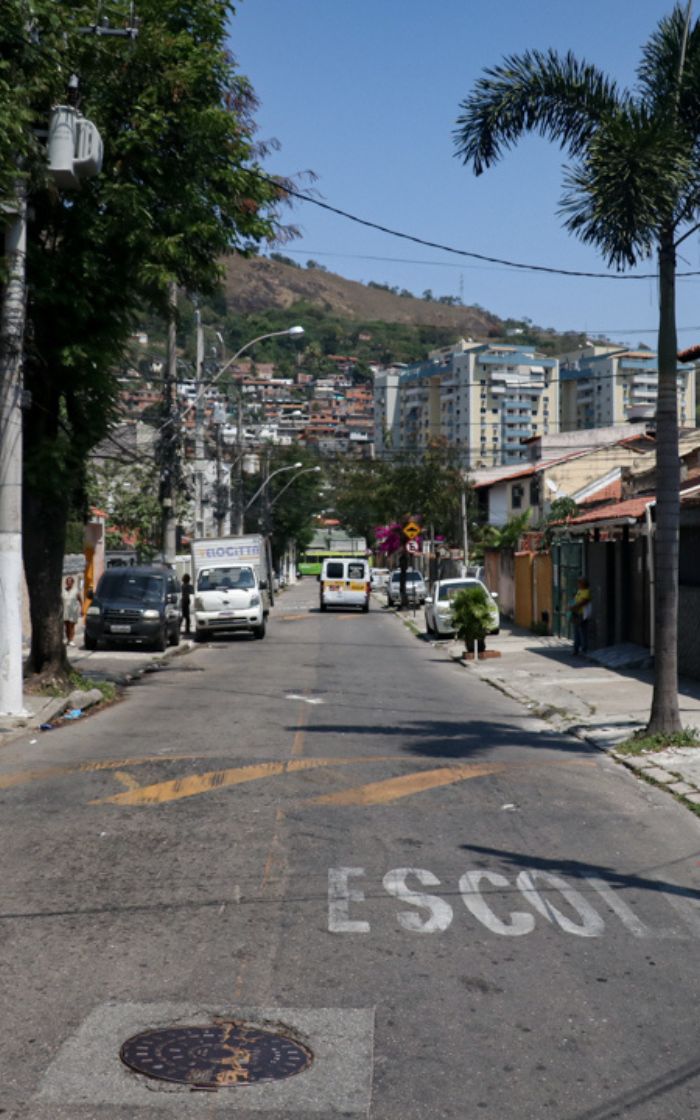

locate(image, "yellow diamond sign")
[[403, 521, 421, 540]]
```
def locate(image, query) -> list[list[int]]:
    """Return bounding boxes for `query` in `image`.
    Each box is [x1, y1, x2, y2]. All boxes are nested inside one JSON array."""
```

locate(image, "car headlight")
[[87, 605, 101, 617], [143, 609, 160, 619], [249, 594, 261, 607]]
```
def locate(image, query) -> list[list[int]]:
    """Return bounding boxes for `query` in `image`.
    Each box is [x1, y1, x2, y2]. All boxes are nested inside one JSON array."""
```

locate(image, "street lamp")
[[244, 461, 304, 514], [269, 464, 322, 509]]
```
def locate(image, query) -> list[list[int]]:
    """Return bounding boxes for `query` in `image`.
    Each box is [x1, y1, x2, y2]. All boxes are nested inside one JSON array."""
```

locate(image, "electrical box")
[[47, 106, 104, 189]]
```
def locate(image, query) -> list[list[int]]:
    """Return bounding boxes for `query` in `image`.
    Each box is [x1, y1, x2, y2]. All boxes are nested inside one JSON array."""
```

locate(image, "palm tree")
[[455, 4, 699, 733]]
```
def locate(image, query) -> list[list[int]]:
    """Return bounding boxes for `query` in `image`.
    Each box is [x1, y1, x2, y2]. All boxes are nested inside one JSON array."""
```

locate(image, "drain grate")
[[120, 1021, 313, 1088]]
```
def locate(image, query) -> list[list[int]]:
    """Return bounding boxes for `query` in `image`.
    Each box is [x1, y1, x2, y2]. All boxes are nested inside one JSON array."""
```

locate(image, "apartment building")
[[374, 341, 559, 466], [559, 344, 696, 429]]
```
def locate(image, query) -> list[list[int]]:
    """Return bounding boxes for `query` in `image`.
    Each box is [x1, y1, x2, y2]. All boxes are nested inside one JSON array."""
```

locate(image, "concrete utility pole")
[[0, 186, 28, 715], [161, 280, 178, 565]]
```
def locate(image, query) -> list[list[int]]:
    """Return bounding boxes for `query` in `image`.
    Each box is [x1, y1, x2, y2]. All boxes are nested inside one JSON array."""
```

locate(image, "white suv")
[[386, 569, 427, 607]]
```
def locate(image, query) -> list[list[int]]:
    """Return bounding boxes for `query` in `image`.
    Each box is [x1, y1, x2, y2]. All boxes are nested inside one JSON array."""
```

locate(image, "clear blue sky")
[[230, 1, 700, 348]]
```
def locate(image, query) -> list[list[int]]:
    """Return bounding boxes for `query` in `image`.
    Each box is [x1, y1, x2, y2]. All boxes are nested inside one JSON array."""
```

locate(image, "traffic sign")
[[403, 521, 421, 540], [406, 538, 422, 555]]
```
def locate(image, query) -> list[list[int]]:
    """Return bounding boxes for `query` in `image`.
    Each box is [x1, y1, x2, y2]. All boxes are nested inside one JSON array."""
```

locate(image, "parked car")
[[370, 567, 390, 590], [424, 577, 499, 637], [386, 569, 427, 607], [84, 566, 181, 651]]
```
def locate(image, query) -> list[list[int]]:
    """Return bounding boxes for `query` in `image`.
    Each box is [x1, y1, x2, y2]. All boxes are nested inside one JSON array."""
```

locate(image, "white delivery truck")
[[190, 535, 273, 641]]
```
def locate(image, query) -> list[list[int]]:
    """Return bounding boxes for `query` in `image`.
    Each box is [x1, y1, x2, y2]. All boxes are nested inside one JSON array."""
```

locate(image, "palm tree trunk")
[[648, 227, 682, 733]]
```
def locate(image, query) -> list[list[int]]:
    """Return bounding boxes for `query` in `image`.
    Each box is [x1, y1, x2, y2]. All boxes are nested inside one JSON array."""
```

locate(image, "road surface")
[[2, 582, 699, 1118]]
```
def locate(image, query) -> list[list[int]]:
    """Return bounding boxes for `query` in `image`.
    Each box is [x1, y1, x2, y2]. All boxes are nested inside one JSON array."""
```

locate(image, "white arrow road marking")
[[286, 693, 324, 704]]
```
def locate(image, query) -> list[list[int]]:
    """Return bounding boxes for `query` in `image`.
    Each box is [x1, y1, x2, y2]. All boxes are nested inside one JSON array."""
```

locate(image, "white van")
[[319, 557, 370, 612]]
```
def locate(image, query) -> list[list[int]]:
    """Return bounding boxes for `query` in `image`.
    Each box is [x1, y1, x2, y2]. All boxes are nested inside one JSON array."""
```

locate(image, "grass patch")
[[38, 670, 117, 703], [616, 726, 700, 755]]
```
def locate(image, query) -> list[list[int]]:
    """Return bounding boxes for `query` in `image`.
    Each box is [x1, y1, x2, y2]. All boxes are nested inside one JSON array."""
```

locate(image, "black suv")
[[84, 566, 181, 651]]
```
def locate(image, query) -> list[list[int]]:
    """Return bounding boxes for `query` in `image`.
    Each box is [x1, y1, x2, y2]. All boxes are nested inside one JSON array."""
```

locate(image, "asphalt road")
[[2, 582, 700, 1119]]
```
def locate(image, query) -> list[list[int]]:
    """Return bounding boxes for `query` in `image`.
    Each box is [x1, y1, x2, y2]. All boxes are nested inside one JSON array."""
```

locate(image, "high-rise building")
[[559, 344, 696, 430], [374, 341, 559, 466]]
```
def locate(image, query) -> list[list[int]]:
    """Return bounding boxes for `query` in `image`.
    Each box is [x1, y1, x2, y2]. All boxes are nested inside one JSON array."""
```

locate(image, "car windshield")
[[392, 572, 421, 583], [438, 581, 480, 601], [97, 572, 164, 604], [197, 566, 255, 591]]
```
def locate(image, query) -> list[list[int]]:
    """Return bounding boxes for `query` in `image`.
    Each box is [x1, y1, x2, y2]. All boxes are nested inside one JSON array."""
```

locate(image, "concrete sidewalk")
[[381, 600, 700, 812]]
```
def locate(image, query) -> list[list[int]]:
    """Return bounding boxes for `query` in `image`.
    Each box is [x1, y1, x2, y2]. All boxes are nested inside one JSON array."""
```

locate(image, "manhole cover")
[[120, 1021, 313, 1088]]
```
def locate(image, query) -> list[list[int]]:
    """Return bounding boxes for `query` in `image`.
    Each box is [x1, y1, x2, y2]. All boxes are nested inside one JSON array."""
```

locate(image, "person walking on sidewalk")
[[569, 577, 592, 656], [181, 573, 193, 636], [62, 575, 83, 647]]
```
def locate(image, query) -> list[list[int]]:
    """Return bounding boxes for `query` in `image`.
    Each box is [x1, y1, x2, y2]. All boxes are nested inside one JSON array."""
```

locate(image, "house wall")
[[484, 548, 515, 619], [514, 553, 533, 628]]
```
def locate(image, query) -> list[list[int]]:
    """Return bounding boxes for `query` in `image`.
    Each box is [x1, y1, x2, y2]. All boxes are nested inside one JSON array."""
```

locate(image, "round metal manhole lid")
[[120, 1022, 313, 1088]]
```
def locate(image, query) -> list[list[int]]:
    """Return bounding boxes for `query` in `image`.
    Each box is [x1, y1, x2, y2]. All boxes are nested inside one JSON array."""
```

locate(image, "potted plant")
[[451, 585, 494, 659]]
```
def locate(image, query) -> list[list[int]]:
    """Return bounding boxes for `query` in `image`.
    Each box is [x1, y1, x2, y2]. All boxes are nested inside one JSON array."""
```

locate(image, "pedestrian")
[[62, 575, 83, 647], [181, 573, 193, 635], [569, 577, 592, 655]]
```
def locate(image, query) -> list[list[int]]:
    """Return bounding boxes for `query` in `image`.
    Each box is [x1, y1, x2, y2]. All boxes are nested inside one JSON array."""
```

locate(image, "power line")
[[259, 173, 700, 282]]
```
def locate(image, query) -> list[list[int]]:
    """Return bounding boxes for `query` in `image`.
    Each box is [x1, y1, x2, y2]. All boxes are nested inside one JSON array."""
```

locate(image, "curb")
[[395, 609, 700, 815]]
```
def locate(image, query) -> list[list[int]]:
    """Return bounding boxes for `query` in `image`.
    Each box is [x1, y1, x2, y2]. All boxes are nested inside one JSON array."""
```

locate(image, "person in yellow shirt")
[[569, 577, 592, 655]]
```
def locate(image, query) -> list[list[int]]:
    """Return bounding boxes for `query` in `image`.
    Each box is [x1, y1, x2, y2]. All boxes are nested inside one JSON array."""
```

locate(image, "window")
[[325, 562, 344, 579], [511, 483, 524, 509], [347, 562, 366, 580]]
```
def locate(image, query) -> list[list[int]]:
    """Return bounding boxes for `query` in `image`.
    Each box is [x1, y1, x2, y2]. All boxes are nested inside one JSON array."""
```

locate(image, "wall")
[[484, 548, 515, 619]]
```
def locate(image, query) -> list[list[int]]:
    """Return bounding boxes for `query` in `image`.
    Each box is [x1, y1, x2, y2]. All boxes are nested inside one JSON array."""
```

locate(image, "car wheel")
[[362, 600, 370, 613], [153, 624, 167, 652], [320, 601, 327, 612], [253, 620, 266, 639], [168, 624, 179, 647], [194, 629, 209, 643], [425, 613, 434, 634], [84, 634, 98, 651]]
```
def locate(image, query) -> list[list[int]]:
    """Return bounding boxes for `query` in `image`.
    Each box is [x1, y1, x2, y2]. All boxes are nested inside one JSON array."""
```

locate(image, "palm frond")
[[638, 5, 700, 144], [559, 105, 690, 267], [454, 49, 621, 174]]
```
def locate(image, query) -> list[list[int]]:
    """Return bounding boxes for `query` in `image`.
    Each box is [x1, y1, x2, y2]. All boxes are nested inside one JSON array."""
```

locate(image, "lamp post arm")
[[269, 466, 321, 509], [244, 462, 303, 513]]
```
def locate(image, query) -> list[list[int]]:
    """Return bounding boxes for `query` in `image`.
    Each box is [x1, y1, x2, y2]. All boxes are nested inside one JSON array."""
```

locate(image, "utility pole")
[[0, 185, 28, 715], [230, 379, 245, 534], [160, 280, 178, 565], [193, 306, 205, 537]]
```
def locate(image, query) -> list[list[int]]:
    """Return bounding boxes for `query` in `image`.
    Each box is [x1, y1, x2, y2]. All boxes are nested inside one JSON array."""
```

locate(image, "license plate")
[[109, 623, 131, 633], [219, 611, 235, 618], [349, 582, 365, 591]]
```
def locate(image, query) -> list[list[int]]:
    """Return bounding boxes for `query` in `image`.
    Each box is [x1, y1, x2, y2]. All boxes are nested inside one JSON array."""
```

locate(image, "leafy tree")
[[88, 459, 165, 562], [455, 4, 699, 733], [4, 1, 283, 676], [479, 511, 531, 552]]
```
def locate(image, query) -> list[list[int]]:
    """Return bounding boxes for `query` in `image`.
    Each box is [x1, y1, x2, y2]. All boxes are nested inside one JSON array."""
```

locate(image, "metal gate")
[[551, 537, 584, 638]]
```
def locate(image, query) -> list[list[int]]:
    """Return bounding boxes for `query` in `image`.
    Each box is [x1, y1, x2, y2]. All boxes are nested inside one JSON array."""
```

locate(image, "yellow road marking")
[[112, 770, 141, 791], [90, 755, 402, 807], [278, 613, 310, 622], [304, 757, 596, 807], [305, 762, 508, 806], [292, 696, 310, 757], [0, 754, 204, 792]]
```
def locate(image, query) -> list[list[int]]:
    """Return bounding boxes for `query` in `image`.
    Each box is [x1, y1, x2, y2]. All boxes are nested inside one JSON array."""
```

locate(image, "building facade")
[[560, 345, 696, 429], [374, 341, 559, 467]]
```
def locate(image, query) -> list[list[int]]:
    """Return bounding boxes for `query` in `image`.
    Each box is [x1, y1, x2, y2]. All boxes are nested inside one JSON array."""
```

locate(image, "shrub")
[[451, 586, 492, 650]]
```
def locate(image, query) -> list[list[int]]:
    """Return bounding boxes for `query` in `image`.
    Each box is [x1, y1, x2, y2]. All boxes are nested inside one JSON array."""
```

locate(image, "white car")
[[424, 578, 500, 637], [386, 569, 427, 607], [370, 567, 390, 590]]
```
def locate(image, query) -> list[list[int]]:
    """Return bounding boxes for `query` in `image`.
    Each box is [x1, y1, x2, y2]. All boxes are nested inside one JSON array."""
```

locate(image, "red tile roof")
[[568, 496, 654, 525]]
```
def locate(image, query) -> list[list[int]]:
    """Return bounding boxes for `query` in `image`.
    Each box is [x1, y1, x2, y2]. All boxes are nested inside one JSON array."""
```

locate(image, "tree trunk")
[[648, 227, 682, 733], [23, 479, 70, 678]]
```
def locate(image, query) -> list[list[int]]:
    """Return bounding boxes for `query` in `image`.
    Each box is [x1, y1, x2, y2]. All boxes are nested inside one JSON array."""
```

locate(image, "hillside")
[[222, 255, 503, 337]]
